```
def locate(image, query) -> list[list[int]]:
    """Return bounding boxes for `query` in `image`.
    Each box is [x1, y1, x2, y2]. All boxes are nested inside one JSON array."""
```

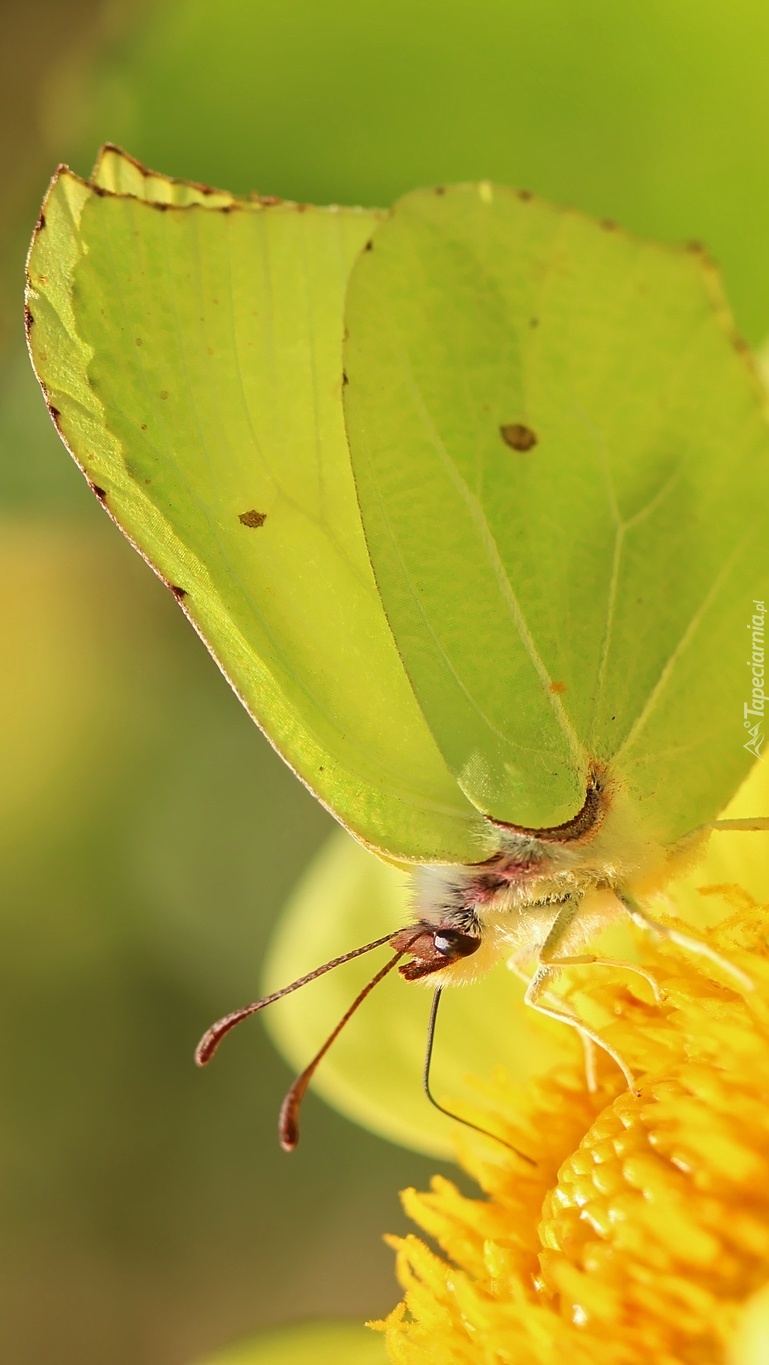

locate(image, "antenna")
[[196, 926, 536, 1159], [278, 946, 409, 1151], [195, 930, 397, 1066]]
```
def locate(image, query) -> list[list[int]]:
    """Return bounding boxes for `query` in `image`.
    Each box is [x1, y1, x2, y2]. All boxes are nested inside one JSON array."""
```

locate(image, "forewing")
[[25, 154, 486, 863]]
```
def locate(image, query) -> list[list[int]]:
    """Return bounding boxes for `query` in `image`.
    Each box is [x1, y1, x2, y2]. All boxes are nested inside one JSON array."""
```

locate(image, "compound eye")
[[432, 929, 480, 961]]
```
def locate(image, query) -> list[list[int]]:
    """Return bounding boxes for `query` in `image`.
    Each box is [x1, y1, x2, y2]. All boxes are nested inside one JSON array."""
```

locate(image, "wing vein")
[[387, 311, 585, 763], [614, 525, 756, 761]]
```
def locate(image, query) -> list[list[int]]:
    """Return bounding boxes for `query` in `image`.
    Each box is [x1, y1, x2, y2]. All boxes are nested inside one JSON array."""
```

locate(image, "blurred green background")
[[4, 2, 769, 1361]]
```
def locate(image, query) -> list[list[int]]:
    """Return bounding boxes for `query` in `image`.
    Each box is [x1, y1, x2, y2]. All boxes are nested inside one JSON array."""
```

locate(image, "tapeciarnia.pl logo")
[[744, 599, 766, 761]]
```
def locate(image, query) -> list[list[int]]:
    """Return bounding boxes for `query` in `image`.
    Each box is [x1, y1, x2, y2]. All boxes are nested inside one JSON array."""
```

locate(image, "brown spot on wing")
[[239, 509, 267, 529], [500, 422, 537, 452]]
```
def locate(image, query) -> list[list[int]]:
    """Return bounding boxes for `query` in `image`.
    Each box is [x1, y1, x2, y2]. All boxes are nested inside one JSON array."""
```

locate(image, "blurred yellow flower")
[[379, 887, 769, 1364]]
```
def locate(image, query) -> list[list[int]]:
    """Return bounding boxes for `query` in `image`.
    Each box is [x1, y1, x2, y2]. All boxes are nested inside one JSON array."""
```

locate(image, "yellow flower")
[[380, 889, 769, 1364]]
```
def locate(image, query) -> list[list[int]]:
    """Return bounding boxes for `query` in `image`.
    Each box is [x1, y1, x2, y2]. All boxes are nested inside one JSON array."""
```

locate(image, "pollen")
[[376, 893, 769, 1364]]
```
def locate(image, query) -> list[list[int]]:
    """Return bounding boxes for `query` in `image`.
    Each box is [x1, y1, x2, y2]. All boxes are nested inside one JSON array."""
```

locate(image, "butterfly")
[[27, 146, 769, 1148]]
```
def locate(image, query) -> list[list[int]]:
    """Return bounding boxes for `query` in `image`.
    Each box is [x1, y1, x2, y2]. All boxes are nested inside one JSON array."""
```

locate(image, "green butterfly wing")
[[25, 151, 487, 864], [343, 184, 769, 840]]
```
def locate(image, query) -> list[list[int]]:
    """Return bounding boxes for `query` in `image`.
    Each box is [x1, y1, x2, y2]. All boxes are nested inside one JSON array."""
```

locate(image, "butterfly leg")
[[523, 893, 665, 1002], [524, 900, 637, 1090], [696, 816, 769, 834], [615, 890, 754, 992], [668, 815, 769, 866], [507, 958, 599, 1091]]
